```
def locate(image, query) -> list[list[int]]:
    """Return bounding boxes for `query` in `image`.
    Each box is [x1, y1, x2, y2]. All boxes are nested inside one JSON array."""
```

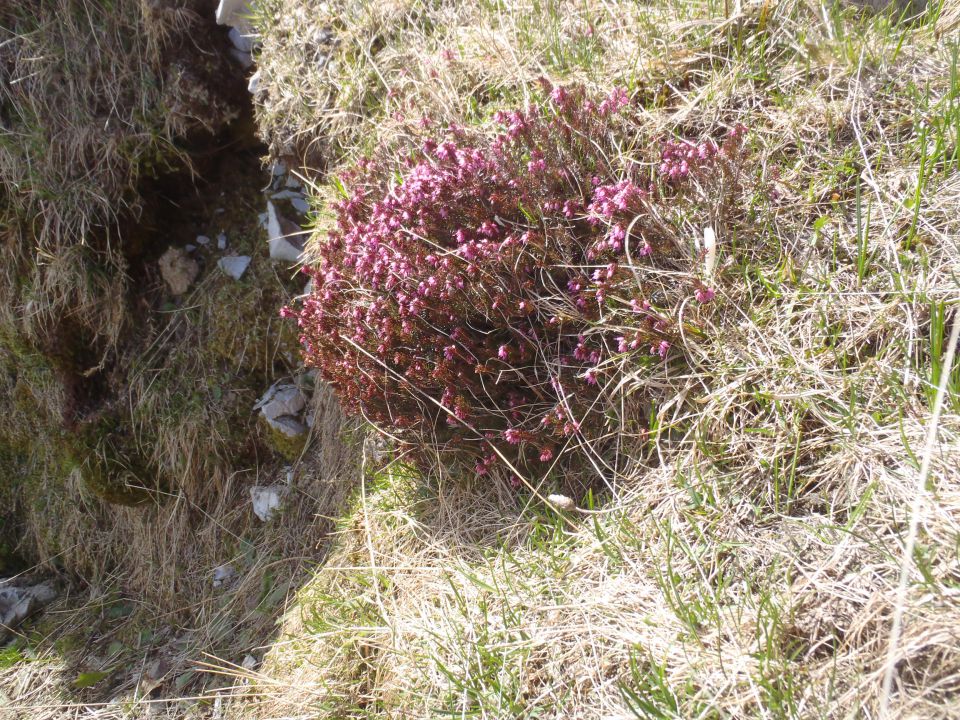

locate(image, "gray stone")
[[217, 233, 228, 250], [212, 564, 237, 588], [0, 580, 57, 638], [217, 255, 252, 280], [228, 26, 253, 53], [229, 48, 253, 68], [249, 485, 287, 522], [255, 383, 306, 420], [291, 197, 310, 214], [196, 235, 211, 246], [266, 415, 308, 437]]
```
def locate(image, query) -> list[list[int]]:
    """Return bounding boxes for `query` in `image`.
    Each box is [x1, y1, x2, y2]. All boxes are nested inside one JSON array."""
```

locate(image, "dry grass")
[[1, 0, 959, 717], [241, 0, 960, 718]]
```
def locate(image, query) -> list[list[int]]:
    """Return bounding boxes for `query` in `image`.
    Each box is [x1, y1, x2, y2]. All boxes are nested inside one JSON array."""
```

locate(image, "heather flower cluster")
[[285, 85, 748, 479]]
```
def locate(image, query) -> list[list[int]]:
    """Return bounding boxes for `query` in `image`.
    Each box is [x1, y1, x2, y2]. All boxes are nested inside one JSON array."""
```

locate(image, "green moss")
[[70, 417, 161, 507], [261, 415, 308, 461]]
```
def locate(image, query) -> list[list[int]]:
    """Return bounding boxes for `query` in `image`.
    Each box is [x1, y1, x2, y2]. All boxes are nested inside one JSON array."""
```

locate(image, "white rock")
[[266, 201, 304, 262], [269, 237, 303, 262], [184, 244, 197, 253], [270, 190, 301, 200], [241, 655, 258, 671], [217, 255, 252, 280], [247, 69, 261, 95], [212, 564, 237, 588], [215, 207, 226, 214], [284, 175, 301, 189], [216, 0, 255, 31], [257, 212, 268, 229], [271, 161, 287, 177], [217, 232, 228, 250], [546, 494, 576, 511], [249, 485, 287, 522], [255, 383, 306, 419], [196, 235, 211, 246], [291, 197, 310, 214]]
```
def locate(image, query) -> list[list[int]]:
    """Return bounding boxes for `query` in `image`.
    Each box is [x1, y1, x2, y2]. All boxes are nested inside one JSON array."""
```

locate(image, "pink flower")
[[539, 447, 554, 463], [498, 344, 509, 360], [695, 287, 715, 303]]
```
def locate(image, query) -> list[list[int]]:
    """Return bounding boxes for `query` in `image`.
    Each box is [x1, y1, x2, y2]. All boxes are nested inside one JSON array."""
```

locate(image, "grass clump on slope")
[[245, 0, 960, 717]]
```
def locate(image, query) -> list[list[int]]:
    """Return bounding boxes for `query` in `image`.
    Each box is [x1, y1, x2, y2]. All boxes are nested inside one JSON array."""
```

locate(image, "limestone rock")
[[249, 485, 287, 522], [267, 415, 308, 437], [266, 201, 304, 262], [0, 580, 57, 640], [158, 247, 200, 296], [255, 383, 306, 418], [216, 0, 256, 33], [217, 255, 251, 280]]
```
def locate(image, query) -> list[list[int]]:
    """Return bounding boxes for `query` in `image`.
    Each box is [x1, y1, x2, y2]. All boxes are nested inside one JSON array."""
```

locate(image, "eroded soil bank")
[[1, 2, 356, 713]]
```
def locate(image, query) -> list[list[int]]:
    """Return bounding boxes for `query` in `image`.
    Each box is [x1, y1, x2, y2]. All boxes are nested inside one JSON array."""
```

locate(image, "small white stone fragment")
[[217, 255, 252, 280], [546, 494, 576, 511], [184, 244, 196, 253], [247, 69, 261, 95], [196, 235, 211, 246], [271, 161, 287, 177], [284, 175, 301, 189], [269, 190, 301, 200], [291, 197, 309, 214], [241, 655, 258, 671], [217, 232, 228, 250], [214, 207, 226, 214], [249, 485, 287, 522]]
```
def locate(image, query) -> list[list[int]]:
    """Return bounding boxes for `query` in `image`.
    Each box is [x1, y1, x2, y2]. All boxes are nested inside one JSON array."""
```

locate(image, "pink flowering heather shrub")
[[285, 84, 749, 480]]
